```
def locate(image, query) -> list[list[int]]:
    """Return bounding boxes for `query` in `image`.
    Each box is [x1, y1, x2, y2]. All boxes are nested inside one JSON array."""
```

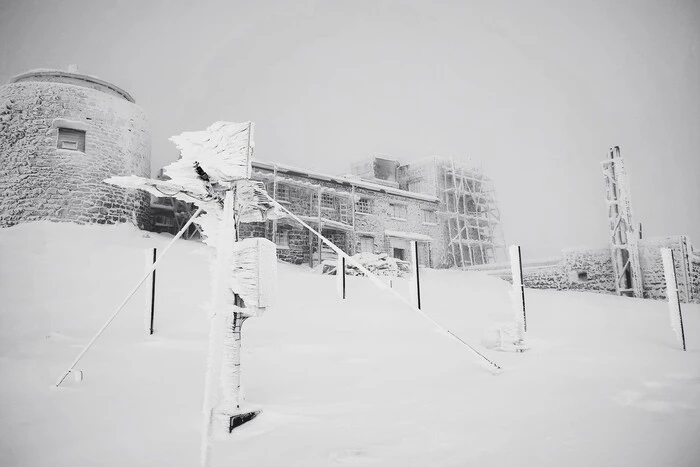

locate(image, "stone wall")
[[560, 247, 616, 293], [638, 236, 696, 303], [0, 72, 151, 229], [690, 255, 700, 303]]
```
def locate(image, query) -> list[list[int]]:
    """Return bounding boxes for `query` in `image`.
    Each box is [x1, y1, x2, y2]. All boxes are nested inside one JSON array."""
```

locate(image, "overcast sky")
[[1, 0, 698, 259]]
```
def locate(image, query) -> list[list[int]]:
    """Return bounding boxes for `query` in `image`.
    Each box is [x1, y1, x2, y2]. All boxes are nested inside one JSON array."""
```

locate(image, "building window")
[[321, 193, 334, 209], [276, 229, 289, 248], [154, 214, 174, 227], [393, 247, 406, 261], [390, 203, 407, 219], [276, 184, 290, 202], [57, 128, 86, 152], [421, 209, 437, 224], [356, 197, 373, 214]]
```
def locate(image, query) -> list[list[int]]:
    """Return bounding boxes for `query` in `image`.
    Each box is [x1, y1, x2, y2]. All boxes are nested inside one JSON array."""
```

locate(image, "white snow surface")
[[1, 222, 700, 466]]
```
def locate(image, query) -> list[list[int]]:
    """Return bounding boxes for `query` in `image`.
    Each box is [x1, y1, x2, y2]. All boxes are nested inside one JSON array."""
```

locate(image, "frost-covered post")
[[336, 255, 346, 299], [410, 241, 422, 309], [105, 121, 282, 467], [509, 245, 527, 340], [661, 248, 686, 351]]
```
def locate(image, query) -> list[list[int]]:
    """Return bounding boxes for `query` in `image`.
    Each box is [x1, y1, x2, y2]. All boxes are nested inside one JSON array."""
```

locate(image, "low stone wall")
[[560, 247, 616, 293]]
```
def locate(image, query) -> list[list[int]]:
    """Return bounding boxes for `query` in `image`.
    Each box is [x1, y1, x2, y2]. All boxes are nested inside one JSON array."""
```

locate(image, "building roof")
[[252, 160, 439, 203], [8, 69, 135, 103]]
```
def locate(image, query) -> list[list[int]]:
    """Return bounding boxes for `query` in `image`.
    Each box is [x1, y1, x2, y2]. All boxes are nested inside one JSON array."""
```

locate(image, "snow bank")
[[1, 223, 699, 467]]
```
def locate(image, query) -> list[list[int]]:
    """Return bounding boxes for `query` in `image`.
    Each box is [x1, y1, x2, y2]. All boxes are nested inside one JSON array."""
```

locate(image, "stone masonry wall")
[[638, 236, 697, 303], [560, 247, 616, 293], [0, 79, 151, 229]]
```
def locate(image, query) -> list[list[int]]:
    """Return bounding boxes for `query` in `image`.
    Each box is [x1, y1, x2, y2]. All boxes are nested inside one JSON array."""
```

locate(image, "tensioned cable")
[[263, 193, 502, 373]]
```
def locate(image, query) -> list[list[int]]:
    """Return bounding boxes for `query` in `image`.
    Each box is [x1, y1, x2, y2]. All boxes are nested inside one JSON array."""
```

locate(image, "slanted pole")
[[54, 206, 204, 387], [661, 249, 686, 351]]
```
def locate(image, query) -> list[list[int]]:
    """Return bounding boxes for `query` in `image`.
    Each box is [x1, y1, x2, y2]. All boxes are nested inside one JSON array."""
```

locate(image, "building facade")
[[150, 155, 507, 270]]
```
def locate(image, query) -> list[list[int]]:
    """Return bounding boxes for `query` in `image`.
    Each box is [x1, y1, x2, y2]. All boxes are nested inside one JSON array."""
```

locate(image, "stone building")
[[0, 68, 151, 228], [240, 159, 445, 268], [151, 155, 506, 269]]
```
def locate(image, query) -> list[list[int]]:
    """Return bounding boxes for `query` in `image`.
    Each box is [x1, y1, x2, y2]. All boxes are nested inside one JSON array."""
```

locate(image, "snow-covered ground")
[[1, 223, 699, 466]]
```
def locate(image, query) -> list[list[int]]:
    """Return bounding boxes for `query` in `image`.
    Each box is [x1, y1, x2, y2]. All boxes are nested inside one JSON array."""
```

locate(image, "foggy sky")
[[1, 0, 698, 259]]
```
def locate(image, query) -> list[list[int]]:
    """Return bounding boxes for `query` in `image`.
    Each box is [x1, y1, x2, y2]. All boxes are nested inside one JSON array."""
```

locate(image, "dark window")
[[57, 128, 86, 152], [356, 197, 373, 214], [577, 271, 588, 282], [393, 248, 405, 261]]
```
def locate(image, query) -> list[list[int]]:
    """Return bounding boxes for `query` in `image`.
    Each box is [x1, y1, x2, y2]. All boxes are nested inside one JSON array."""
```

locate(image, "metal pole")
[[149, 247, 157, 335]]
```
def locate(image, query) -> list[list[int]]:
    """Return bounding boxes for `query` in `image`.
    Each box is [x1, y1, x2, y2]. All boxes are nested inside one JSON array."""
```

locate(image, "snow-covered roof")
[[384, 230, 434, 242], [252, 160, 439, 203]]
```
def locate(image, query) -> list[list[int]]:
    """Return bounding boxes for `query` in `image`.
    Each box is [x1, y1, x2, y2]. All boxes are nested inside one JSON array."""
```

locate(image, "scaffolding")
[[601, 146, 643, 297], [437, 158, 506, 268]]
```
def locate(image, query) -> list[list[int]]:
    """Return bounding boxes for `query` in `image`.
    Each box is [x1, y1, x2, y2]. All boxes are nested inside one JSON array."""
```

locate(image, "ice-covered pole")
[[661, 248, 686, 351], [201, 191, 235, 467], [509, 245, 527, 341]]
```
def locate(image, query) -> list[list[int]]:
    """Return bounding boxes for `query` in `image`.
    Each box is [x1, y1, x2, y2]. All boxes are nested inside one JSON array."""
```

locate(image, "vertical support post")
[[509, 245, 527, 340], [351, 184, 357, 255], [317, 186, 322, 267], [145, 247, 157, 335], [270, 165, 278, 242], [410, 241, 421, 309], [220, 310, 245, 413], [336, 255, 346, 300], [201, 190, 235, 467], [661, 249, 686, 351]]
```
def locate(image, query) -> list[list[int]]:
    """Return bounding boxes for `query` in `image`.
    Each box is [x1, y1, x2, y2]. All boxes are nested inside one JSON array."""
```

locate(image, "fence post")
[[661, 248, 686, 351], [145, 247, 157, 335], [410, 241, 421, 310], [336, 255, 346, 299], [509, 245, 527, 338]]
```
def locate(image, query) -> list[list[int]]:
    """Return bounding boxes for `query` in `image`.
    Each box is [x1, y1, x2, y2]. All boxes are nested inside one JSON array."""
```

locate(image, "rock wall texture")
[[0, 70, 151, 229], [638, 236, 696, 303], [560, 247, 616, 293]]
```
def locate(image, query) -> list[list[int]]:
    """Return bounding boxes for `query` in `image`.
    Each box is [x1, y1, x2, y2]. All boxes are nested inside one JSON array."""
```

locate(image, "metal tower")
[[601, 146, 643, 297]]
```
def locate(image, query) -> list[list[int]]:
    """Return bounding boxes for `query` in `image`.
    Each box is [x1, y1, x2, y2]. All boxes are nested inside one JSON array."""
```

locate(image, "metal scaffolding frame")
[[438, 158, 505, 268], [601, 146, 643, 297]]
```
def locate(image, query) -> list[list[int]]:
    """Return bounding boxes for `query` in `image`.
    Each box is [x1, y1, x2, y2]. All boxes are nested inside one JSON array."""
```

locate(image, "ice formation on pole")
[[104, 121, 282, 467], [509, 245, 526, 344]]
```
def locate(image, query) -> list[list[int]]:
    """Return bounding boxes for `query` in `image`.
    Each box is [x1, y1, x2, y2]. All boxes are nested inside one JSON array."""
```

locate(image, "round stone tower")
[[0, 68, 151, 228]]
